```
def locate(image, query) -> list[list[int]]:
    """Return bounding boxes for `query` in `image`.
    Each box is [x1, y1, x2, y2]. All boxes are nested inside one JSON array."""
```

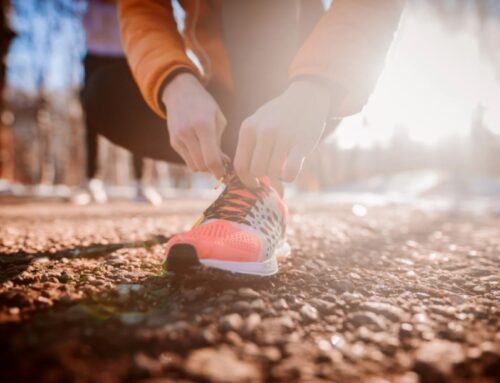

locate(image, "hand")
[[234, 80, 330, 187], [162, 72, 227, 178]]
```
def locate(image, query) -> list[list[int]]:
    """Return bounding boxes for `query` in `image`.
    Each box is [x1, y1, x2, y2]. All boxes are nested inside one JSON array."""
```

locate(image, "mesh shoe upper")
[[164, 173, 287, 263]]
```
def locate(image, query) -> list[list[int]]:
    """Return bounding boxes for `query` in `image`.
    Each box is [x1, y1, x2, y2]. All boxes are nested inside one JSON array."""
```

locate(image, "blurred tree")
[[0, 0, 15, 180], [7, 0, 86, 184]]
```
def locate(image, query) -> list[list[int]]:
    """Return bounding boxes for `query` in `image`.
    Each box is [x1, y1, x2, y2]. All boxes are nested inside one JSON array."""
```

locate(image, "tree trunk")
[[0, 0, 14, 180]]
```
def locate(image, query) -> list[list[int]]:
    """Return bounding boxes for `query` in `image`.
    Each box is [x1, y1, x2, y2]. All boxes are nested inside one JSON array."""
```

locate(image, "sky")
[[6, 0, 86, 94]]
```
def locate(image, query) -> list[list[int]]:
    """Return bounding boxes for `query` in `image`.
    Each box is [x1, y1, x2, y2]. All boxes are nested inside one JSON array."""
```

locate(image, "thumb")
[[282, 146, 306, 182]]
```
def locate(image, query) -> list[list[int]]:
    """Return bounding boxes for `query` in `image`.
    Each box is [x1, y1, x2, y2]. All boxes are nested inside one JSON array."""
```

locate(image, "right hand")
[[161, 72, 227, 178]]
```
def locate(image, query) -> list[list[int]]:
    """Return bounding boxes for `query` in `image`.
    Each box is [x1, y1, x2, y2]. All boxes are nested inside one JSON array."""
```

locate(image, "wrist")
[[288, 77, 330, 112], [161, 71, 200, 106]]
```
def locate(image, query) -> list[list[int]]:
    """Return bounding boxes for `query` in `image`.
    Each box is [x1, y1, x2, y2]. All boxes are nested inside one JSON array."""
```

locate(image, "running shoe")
[[163, 171, 289, 276], [134, 182, 163, 206], [71, 178, 108, 205]]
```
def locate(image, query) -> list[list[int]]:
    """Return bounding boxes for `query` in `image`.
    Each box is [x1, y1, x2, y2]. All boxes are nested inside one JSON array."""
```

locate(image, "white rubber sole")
[[199, 241, 291, 276]]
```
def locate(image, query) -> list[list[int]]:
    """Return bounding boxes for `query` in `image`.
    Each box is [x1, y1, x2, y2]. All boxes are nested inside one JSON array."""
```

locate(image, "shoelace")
[[191, 171, 269, 228]]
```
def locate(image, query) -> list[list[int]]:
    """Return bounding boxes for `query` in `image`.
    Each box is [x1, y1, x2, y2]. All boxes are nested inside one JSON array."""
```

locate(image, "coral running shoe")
[[164, 172, 289, 276]]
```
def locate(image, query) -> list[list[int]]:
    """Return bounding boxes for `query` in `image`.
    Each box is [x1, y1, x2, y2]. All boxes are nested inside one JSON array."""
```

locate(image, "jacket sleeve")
[[289, 0, 406, 117], [117, 0, 200, 117]]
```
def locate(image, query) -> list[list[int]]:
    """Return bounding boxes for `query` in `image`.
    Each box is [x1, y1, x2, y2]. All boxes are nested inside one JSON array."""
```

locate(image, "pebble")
[[184, 287, 205, 302], [233, 300, 251, 313], [405, 270, 417, 278], [310, 298, 336, 314], [472, 285, 486, 293], [348, 311, 386, 331], [413, 339, 465, 382], [115, 284, 142, 297], [399, 323, 414, 337], [185, 347, 261, 382], [340, 292, 362, 305], [242, 313, 261, 336], [300, 304, 319, 322], [57, 271, 70, 283], [133, 352, 162, 376], [237, 288, 260, 299], [196, 328, 217, 345], [332, 279, 354, 292], [219, 313, 243, 332], [429, 304, 456, 318], [360, 301, 405, 322], [249, 299, 265, 311], [272, 298, 288, 311]]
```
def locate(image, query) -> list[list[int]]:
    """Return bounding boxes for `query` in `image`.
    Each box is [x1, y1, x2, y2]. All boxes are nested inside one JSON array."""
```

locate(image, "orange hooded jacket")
[[117, 0, 405, 119]]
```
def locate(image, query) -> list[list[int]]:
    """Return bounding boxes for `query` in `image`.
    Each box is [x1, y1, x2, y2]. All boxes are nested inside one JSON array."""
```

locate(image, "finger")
[[181, 131, 208, 172], [176, 141, 198, 172], [250, 131, 275, 177], [267, 140, 290, 180], [282, 145, 306, 182], [215, 108, 227, 143], [234, 120, 259, 187], [170, 136, 197, 171], [197, 124, 225, 179]]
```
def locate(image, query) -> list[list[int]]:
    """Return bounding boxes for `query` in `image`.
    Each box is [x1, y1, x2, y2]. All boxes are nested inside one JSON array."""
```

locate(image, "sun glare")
[[334, 5, 500, 149]]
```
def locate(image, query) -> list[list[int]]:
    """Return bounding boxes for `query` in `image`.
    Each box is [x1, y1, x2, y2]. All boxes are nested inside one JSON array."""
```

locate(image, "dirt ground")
[[0, 197, 499, 383]]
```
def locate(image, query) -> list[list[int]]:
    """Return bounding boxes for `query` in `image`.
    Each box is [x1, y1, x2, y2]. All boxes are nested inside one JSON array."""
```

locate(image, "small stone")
[[57, 271, 70, 283], [184, 287, 205, 302], [225, 331, 244, 347], [238, 288, 260, 299], [33, 257, 49, 264], [242, 313, 261, 336], [196, 328, 218, 345], [332, 279, 354, 292], [256, 316, 295, 344], [350, 272, 361, 280], [36, 296, 52, 305], [115, 284, 142, 296], [399, 323, 414, 337], [219, 313, 243, 332], [300, 304, 318, 322], [405, 270, 417, 278], [271, 356, 316, 380], [261, 346, 281, 362], [472, 285, 486, 294], [340, 292, 362, 305], [360, 301, 405, 322], [310, 298, 336, 314], [233, 301, 251, 313], [348, 312, 386, 331], [429, 305, 456, 318], [413, 340, 465, 382], [249, 299, 265, 311], [120, 312, 144, 325], [273, 298, 288, 311], [185, 346, 261, 382], [330, 334, 345, 348], [133, 352, 162, 376]]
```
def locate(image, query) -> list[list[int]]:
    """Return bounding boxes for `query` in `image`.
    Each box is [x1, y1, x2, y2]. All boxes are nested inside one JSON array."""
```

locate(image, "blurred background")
[[0, 0, 498, 208]]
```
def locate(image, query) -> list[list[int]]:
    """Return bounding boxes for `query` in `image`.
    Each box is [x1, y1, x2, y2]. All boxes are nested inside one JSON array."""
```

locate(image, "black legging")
[[82, 55, 147, 179]]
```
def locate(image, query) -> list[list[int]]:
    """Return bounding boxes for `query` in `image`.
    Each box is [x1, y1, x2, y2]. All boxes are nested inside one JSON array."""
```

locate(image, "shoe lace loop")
[[192, 174, 268, 228]]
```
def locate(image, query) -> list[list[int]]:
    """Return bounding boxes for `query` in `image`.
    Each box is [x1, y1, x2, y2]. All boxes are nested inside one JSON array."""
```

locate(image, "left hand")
[[234, 80, 330, 187]]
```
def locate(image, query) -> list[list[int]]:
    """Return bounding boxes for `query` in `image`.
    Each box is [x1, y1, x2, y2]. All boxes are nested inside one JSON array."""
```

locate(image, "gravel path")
[[0, 198, 499, 383]]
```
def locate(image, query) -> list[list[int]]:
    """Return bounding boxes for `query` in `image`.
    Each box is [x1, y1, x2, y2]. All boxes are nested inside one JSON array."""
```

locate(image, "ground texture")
[[0, 198, 499, 383]]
